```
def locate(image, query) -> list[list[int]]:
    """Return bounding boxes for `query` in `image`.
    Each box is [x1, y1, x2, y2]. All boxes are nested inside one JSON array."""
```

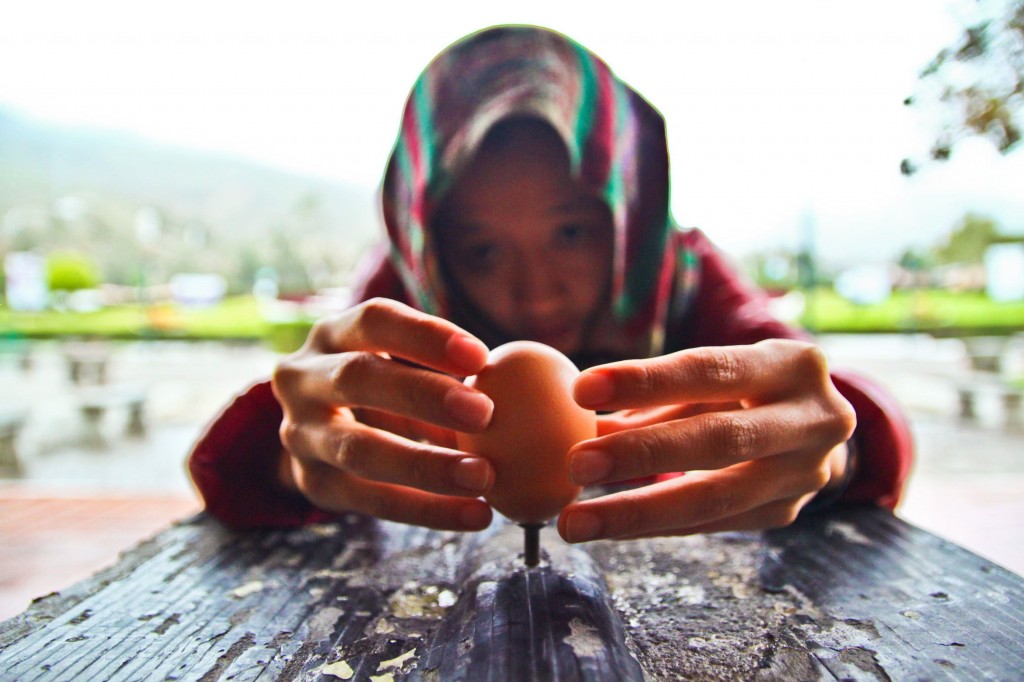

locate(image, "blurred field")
[[802, 289, 1024, 334], [0, 296, 267, 339], [2, 291, 1023, 355]]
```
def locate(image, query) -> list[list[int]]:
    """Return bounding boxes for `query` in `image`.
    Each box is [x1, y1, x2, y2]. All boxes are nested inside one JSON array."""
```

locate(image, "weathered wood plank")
[[1, 505, 1022, 681]]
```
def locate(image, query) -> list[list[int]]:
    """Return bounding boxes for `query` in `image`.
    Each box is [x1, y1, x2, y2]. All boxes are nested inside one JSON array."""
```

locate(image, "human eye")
[[554, 223, 591, 248], [459, 241, 502, 273]]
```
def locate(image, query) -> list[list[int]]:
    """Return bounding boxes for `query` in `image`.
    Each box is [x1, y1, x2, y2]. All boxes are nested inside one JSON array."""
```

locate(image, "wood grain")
[[1, 506, 1021, 680]]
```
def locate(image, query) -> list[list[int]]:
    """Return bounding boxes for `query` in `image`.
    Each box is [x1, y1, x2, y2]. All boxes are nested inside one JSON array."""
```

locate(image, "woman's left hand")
[[556, 339, 857, 543]]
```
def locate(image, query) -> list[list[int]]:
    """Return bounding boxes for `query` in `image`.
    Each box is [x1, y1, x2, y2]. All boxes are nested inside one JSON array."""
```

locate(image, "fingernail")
[[453, 457, 493, 493], [446, 334, 488, 375], [460, 502, 492, 530], [564, 510, 603, 543], [570, 449, 611, 485], [574, 372, 614, 408], [446, 388, 493, 429]]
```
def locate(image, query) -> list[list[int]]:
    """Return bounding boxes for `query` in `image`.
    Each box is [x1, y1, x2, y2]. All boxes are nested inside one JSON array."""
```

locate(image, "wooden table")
[[1, 505, 1022, 680]]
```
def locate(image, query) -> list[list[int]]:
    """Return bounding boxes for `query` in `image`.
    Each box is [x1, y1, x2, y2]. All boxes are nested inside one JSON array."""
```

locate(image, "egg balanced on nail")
[[456, 340, 597, 525]]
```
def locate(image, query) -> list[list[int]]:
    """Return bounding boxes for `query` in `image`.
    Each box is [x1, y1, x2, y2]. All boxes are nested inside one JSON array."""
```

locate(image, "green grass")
[[0, 305, 150, 338], [0, 296, 272, 340], [1, 290, 1021, 348], [801, 289, 1024, 335], [173, 297, 269, 338]]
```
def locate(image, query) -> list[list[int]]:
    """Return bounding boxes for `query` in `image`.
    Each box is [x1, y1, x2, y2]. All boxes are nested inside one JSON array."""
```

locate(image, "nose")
[[514, 255, 562, 316]]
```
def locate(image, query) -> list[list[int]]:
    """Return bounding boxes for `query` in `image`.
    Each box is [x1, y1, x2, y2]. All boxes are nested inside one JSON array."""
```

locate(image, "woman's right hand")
[[271, 298, 496, 531]]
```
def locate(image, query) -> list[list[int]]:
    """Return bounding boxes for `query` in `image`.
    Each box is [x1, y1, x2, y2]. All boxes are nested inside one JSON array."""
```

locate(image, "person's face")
[[432, 121, 614, 357]]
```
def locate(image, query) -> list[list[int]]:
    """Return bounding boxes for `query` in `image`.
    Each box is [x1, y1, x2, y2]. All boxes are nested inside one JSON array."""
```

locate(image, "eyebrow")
[[553, 195, 608, 214], [437, 195, 608, 237]]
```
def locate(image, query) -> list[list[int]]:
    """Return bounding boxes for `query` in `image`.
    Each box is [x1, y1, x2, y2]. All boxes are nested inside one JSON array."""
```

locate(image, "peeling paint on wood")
[[321, 659, 355, 679], [378, 648, 416, 671], [563, 618, 604, 658], [825, 520, 873, 545], [1, 506, 1023, 680], [228, 580, 264, 599]]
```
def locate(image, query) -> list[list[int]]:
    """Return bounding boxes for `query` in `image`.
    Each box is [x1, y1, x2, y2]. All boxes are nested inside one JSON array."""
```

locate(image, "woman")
[[188, 25, 913, 542]]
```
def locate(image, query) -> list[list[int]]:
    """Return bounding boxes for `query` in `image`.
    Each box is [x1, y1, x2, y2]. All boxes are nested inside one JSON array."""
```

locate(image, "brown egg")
[[456, 340, 596, 524]]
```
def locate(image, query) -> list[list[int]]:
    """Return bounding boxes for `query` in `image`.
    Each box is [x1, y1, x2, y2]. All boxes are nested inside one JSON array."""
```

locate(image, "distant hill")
[[1, 109, 385, 292], [0, 108, 381, 288]]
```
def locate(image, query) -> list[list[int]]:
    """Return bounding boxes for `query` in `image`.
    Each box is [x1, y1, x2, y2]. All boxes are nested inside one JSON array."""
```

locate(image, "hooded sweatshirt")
[[188, 26, 912, 529]]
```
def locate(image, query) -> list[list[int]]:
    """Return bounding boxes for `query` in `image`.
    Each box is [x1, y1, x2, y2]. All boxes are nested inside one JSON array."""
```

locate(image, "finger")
[[558, 453, 829, 542], [615, 494, 816, 538], [281, 350, 494, 432], [571, 402, 839, 486], [291, 459, 493, 531], [281, 417, 494, 498], [354, 408, 459, 448], [307, 298, 488, 376], [595, 401, 740, 436], [573, 340, 829, 410]]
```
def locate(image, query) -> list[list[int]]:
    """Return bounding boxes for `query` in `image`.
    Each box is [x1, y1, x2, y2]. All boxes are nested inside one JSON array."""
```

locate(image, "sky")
[[2, 0, 1022, 264]]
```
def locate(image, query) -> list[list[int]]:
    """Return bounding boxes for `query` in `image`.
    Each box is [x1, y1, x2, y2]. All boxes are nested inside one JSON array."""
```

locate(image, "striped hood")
[[381, 25, 697, 357]]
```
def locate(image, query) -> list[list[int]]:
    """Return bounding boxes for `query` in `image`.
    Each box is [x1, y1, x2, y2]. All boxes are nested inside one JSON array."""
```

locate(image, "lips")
[[524, 318, 578, 347]]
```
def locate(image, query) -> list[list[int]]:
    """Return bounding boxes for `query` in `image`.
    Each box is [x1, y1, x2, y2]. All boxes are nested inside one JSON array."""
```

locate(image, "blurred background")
[[1, 0, 1022, 618]]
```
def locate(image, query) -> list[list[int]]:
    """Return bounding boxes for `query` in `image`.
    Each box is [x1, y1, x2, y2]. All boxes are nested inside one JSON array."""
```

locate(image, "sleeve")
[[829, 369, 914, 511], [186, 247, 413, 530], [670, 230, 914, 509], [187, 380, 339, 529]]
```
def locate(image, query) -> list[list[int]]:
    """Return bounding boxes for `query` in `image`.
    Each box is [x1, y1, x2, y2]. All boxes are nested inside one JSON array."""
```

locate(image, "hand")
[[271, 298, 497, 531], [556, 339, 856, 542]]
